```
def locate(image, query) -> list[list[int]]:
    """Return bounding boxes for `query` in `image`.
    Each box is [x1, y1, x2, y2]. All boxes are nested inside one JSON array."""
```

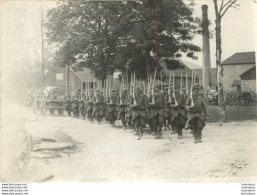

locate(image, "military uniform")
[[107, 89, 119, 126], [65, 92, 72, 116], [118, 89, 129, 130], [85, 92, 95, 122], [148, 90, 166, 139], [170, 90, 187, 139], [131, 88, 149, 140], [185, 87, 207, 143], [93, 90, 105, 124], [125, 94, 133, 130]]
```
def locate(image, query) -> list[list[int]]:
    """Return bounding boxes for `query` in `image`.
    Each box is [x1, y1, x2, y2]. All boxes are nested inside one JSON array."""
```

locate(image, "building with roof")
[[45, 66, 95, 93], [239, 66, 256, 94], [160, 60, 201, 89], [221, 51, 256, 92]]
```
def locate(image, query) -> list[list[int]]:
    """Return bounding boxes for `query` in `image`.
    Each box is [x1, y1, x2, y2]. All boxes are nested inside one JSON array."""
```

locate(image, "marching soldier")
[[65, 91, 72, 116], [170, 88, 187, 139], [86, 89, 95, 122], [125, 90, 133, 132], [93, 89, 105, 124], [148, 86, 166, 139], [107, 88, 119, 127], [185, 84, 208, 143], [118, 89, 129, 130], [163, 86, 171, 130], [71, 92, 80, 118], [131, 87, 149, 140]]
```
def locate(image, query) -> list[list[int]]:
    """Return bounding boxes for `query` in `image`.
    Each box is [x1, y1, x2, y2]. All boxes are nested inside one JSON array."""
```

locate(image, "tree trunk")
[[215, 16, 226, 122]]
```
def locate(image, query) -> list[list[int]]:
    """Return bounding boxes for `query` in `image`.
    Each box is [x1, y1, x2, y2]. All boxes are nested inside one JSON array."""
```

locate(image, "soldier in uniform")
[[148, 86, 166, 139], [93, 89, 105, 124], [65, 91, 72, 116], [107, 89, 119, 127], [185, 85, 208, 143], [125, 91, 133, 132], [71, 93, 80, 117], [131, 87, 149, 140], [118, 89, 129, 130], [85, 89, 95, 122], [79, 91, 86, 118], [170, 89, 187, 139], [163, 86, 171, 130]]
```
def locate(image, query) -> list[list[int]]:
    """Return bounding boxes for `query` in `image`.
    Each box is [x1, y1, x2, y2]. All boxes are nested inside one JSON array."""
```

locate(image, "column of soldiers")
[[64, 70, 208, 143]]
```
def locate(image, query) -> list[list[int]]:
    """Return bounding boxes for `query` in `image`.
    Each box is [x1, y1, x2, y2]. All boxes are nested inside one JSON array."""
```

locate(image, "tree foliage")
[[46, 0, 201, 80]]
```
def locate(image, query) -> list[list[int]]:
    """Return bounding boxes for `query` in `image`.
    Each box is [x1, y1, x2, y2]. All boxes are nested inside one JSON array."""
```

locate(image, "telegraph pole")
[[202, 5, 211, 91], [41, 2, 45, 87]]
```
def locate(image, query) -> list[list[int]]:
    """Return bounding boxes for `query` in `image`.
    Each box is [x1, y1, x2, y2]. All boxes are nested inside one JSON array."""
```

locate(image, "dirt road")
[[20, 112, 257, 183], [1, 101, 257, 182]]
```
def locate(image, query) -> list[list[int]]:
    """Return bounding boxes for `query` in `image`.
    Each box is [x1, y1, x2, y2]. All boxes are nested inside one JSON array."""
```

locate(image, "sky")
[[0, 0, 256, 80]]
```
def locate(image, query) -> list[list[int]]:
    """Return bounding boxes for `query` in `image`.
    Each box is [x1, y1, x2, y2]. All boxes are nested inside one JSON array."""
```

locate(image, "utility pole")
[[67, 64, 70, 91], [41, 2, 45, 87], [202, 5, 211, 92]]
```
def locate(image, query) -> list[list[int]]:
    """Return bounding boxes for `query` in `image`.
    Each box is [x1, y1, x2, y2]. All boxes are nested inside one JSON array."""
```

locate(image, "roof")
[[232, 80, 241, 86], [239, 66, 256, 77], [70, 67, 95, 81], [222, 52, 256, 65], [159, 60, 201, 78], [183, 61, 202, 69]]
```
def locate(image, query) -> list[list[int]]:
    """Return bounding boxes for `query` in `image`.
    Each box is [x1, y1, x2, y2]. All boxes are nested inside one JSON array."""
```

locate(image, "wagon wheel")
[[14, 127, 32, 176]]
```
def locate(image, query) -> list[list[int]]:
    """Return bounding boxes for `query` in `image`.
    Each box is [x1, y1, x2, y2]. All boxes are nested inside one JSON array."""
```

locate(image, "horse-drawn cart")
[[44, 86, 66, 115]]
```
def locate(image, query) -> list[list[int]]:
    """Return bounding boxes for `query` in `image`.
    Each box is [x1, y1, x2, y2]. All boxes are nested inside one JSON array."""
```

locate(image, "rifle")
[[180, 71, 183, 94], [161, 72, 163, 92], [120, 77, 123, 104], [109, 79, 112, 104], [186, 71, 189, 96], [173, 72, 179, 106], [151, 69, 156, 104], [190, 70, 195, 107], [81, 80, 83, 100], [168, 71, 171, 102], [133, 71, 137, 105], [88, 80, 92, 102]]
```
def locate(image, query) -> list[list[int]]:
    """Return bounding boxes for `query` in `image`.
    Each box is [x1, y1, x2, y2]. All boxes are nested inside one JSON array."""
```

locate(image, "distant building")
[[221, 51, 256, 92], [160, 60, 201, 89], [45, 66, 95, 93], [239, 66, 256, 94]]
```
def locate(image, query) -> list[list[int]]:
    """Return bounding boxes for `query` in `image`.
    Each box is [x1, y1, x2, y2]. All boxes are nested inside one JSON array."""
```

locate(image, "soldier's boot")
[[177, 127, 183, 139], [122, 119, 126, 130], [198, 130, 202, 143], [192, 129, 197, 143], [159, 124, 163, 138], [137, 128, 142, 140], [171, 128, 177, 134], [155, 130, 160, 139]]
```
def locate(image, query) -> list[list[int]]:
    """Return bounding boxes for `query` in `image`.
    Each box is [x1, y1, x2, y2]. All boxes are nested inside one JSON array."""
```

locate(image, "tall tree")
[[46, 0, 201, 80], [213, 0, 238, 121]]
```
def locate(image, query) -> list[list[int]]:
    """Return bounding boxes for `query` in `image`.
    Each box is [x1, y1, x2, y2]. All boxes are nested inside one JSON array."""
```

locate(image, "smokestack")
[[202, 5, 212, 91]]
